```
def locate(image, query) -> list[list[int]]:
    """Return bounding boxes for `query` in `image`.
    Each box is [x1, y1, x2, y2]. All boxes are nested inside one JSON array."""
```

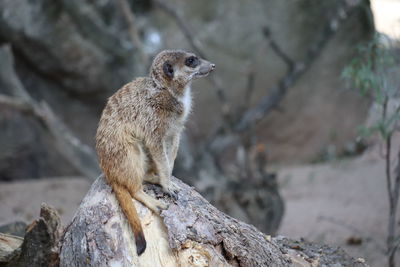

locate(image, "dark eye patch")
[[163, 61, 174, 79], [185, 56, 199, 68]]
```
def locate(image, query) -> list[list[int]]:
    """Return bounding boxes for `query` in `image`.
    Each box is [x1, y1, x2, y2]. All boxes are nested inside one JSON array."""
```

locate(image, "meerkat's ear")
[[163, 61, 174, 79]]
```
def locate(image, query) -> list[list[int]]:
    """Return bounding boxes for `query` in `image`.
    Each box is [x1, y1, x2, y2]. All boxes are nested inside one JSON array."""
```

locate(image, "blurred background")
[[0, 0, 399, 265]]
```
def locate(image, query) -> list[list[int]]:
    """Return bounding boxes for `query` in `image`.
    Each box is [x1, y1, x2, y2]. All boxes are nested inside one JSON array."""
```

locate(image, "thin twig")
[[392, 149, 400, 225], [387, 138, 400, 267], [386, 135, 393, 208], [244, 71, 256, 110], [263, 27, 294, 71], [381, 95, 397, 267]]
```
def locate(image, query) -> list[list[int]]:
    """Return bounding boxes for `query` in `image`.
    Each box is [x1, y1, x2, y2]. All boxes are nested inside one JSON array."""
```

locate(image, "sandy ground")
[[277, 134, 400, 267], [0, 177, 91, 226]]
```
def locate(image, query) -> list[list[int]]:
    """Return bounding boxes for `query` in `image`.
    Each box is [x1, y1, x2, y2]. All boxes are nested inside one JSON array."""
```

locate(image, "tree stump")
[[58, 175, 367, 267]]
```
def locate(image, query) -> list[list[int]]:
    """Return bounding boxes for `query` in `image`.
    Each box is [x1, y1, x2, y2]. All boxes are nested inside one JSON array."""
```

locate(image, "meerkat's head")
[[150, 50, 215, 95]]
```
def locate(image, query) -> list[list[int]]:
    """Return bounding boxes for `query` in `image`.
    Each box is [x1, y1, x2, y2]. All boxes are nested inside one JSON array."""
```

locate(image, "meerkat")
[[95, 50, 215, 255]]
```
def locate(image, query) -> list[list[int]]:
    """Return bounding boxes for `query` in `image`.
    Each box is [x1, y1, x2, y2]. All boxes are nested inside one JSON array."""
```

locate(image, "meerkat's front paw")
[[160, 183, 178, 201]]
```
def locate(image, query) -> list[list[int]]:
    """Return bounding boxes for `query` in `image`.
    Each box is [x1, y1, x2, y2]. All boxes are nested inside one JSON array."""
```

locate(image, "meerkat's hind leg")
[[143, 171, 159, 184], [124, 180, 167, 213], [133, 189, 167, 213]]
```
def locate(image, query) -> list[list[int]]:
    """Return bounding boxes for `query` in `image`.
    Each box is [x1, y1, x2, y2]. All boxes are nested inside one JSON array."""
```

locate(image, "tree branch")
[[263, 27, 294, 71], [0, 94, 31, 113], [234, 0, 358, 132], [116, 0, 149, 70], [0, 45, 100, 180], [200, 0, 363, 168]]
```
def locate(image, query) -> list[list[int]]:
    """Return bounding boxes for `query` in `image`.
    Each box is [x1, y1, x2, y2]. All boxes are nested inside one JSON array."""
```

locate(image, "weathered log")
[[59, 175, 367, 266], [0, 233, 23, 264], [2, 203, 63, 267]]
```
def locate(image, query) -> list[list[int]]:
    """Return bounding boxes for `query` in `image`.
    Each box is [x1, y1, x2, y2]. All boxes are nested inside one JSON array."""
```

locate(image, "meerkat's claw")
[[172, 188, 179, 199], [168, 191, 179, 201], [161, 187, 178, 201]]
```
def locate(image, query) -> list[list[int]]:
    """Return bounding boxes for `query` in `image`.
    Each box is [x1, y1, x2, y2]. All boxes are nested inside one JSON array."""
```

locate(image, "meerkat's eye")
[[185, 56, 199, 68]]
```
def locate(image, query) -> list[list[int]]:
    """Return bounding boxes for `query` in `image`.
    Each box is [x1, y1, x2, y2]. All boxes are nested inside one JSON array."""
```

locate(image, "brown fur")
[[95, 50, 215, 255]]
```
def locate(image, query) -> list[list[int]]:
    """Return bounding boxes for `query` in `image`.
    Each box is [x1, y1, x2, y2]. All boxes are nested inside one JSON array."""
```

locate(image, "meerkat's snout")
[[196, 60, 216, 77]]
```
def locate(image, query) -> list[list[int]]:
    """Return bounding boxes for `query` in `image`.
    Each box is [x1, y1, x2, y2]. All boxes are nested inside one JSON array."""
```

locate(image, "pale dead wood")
[[59, 175, 367, 267]]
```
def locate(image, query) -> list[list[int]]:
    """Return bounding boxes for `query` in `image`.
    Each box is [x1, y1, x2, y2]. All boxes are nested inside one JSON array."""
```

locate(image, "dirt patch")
[[0, 177, 91, 226], [277, 133, 400, 266]]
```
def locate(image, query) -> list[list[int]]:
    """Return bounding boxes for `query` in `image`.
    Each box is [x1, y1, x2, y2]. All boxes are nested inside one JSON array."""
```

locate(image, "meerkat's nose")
[[211, 63, 216, 70]]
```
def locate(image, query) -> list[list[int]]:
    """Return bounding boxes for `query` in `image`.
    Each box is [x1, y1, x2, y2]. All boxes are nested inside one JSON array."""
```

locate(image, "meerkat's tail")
[[112, 182, 146, 255]]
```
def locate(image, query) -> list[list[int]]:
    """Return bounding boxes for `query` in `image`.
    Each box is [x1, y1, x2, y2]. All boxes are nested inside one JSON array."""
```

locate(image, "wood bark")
[[1, 204, 62, 267], [58, 175, 367, 267]]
